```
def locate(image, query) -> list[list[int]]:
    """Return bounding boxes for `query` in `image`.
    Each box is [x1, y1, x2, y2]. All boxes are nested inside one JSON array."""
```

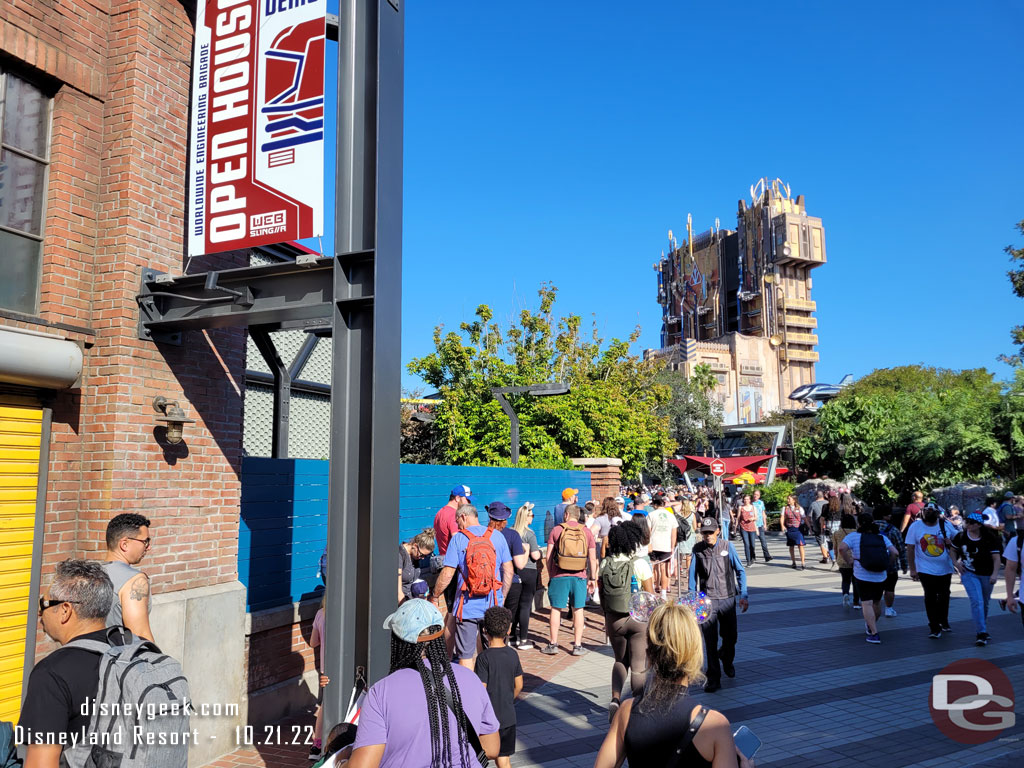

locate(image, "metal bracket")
[[137, 269, 182, 345]]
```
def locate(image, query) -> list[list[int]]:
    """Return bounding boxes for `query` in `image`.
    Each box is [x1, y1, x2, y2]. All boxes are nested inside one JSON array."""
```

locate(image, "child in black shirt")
[[475, 606, 524, 768]]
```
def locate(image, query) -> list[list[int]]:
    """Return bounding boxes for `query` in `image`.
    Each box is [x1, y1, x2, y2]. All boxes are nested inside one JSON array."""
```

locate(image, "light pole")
[[491, 383, 570, 464]]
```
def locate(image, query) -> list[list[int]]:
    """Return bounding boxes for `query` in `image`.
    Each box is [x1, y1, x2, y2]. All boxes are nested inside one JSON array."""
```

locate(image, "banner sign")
[[188, 0, 325, 256]]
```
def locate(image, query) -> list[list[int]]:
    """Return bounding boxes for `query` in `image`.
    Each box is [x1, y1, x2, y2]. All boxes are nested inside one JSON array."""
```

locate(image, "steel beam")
[[137, 258, 336, 335], [323, 0, 403, 727], [250, 330, 290, 459]]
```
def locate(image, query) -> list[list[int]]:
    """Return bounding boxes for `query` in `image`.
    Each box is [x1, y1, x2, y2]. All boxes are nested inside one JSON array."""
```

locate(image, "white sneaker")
[[884, 607, 897, 617]]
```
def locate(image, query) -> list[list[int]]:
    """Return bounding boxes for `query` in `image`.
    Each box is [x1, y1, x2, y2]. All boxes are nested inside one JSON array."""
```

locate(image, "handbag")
[[439, 681, 489, 767], [667, 704, 708, 768]]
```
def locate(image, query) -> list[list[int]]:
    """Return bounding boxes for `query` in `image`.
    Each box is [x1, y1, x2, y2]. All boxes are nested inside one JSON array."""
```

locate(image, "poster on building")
[[188, 0, 326, 256]]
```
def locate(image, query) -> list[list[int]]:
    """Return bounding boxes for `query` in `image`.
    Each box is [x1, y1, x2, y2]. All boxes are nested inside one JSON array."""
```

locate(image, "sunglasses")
[[39, 597, 80, 613]]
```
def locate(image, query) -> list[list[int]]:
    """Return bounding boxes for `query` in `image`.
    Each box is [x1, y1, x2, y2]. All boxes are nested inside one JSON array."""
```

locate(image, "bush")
[[760, 480, 795, 512]]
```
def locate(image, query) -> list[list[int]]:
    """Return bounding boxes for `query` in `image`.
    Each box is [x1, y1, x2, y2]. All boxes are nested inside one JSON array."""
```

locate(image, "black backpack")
[[858, 533, 890, 573], [675, 512, 692, 540]]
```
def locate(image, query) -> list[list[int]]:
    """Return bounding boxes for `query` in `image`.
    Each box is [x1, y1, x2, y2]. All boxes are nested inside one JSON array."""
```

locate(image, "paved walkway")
[[205, 534, 1024, 767]]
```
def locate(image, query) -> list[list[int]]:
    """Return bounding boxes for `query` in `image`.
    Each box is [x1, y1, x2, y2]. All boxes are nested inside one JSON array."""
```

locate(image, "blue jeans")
[[960, 570, 994, 634], [740, 530, 757, 563]]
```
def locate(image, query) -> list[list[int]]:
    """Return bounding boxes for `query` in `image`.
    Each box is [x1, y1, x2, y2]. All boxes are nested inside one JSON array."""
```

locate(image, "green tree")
[[1000, 218, 1024, 367], [652, 367, 722, 467], [407, 284, 674, 476], [795, 366, 1008, 503]]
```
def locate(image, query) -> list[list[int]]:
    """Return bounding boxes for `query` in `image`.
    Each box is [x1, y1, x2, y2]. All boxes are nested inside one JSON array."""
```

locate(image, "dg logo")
[[930, 659, 1015, 744]]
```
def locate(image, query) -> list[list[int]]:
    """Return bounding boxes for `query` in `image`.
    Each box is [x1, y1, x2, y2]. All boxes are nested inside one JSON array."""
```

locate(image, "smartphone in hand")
[[733, 725, 761, 759]]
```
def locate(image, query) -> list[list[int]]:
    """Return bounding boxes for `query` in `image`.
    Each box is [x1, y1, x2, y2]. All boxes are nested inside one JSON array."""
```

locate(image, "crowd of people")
[[17, 484, 1024, 768]]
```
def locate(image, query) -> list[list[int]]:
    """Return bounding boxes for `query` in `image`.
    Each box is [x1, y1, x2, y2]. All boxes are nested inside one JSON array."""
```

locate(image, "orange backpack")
[[457, 529, 499, 618]]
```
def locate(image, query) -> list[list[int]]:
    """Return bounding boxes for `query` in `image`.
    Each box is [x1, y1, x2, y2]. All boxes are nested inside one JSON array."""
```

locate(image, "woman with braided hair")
[[349, 600, 500, 768]]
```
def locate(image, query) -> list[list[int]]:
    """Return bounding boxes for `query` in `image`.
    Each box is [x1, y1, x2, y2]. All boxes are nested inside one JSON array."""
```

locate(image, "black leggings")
[[840, 569, 860, 602], [505, 568, 538, 644], [605, 610, 648, 700]]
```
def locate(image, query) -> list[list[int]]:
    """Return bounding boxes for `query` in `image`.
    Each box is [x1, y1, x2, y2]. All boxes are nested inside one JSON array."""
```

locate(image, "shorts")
[[443, 579, 458, 616], [882, 570, 898, 592], [453, 618, 481, 660], [853, 577, 885, 603], [813, 533, 825, 546], [498, 724, 516, 757], [785, 527, 805, 547], [548, 576, 588, 610], [650, 550, 672, 564]]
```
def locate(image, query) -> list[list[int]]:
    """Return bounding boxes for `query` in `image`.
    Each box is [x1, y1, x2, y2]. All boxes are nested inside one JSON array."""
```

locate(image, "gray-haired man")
[[18, 560, 117, 767]]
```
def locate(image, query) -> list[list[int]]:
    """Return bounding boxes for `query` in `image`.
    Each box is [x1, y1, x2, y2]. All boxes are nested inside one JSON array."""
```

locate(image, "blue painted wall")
[[238, 458, 592, 610]]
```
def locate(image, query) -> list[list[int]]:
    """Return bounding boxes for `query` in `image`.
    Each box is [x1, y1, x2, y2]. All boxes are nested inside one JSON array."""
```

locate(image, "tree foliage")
[[795, 366, 1010, 503], [1000, 218, 1024, 367], [407, 284, 675, 476], [654, 366, 723, 455]]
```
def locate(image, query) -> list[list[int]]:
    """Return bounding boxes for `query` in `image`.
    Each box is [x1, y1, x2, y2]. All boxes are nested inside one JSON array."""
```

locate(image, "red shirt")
[[434, 502, 459, 555], [739, 505, 757, 532], [905, 502, 923, 524], [546, 521, 596, 579]]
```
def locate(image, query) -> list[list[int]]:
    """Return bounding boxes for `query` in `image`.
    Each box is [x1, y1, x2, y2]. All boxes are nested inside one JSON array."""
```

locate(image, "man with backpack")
[[873, 506, 908, 618], [838, 512, 899, 644], [906, 502, 957, 639], [19, 560, 192, 767], [542, 504, 598, 656], [431, 505, 513, 668]]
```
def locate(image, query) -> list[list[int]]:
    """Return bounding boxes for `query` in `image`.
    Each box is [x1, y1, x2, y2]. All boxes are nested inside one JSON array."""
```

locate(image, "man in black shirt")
[[950, 512, 1002, 646], [18, 559, 116, 768]]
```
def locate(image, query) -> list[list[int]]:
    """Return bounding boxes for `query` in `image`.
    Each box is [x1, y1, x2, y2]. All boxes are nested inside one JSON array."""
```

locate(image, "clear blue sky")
[[315, 2, 1024, 393]]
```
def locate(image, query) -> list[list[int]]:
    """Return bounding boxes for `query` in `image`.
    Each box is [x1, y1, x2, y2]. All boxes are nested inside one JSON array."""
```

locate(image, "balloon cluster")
[[628, 590, 713, 623]]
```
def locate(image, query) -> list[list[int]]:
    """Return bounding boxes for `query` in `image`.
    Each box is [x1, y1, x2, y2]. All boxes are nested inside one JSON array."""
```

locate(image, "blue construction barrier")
[[238, 458, 593, 610]]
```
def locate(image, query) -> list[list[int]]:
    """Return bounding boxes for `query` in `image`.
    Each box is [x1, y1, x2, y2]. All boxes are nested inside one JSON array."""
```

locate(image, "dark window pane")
[[0, 149, 46, 235], [0, 230, 41, 314], [3, 75, 48, 157]]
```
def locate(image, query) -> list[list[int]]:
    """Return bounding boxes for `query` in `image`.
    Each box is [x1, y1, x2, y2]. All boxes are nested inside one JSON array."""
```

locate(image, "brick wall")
[[1, 0, 247, 657]]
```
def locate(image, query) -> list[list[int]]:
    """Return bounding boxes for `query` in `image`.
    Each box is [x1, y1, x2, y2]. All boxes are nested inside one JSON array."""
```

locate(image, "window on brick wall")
[[0, 69, 51, 316]]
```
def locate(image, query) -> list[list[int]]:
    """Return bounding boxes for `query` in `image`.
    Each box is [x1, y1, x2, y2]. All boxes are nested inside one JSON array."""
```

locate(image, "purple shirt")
[[353, 664, 499, 768]]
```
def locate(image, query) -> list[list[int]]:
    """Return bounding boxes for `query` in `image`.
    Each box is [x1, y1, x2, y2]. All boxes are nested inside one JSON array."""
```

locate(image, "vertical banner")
[[188, 0, 325, 256]]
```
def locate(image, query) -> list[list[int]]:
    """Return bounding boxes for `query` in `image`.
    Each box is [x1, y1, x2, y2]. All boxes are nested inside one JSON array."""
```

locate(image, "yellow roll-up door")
[[0, 400, 42, 723]]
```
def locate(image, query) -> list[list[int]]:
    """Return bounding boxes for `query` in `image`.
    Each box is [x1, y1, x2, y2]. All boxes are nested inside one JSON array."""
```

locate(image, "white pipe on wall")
[[0, 328, 83, 389]]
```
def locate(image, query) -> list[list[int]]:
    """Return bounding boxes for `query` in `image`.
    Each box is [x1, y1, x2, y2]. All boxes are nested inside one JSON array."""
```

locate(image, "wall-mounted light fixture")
[[153, 396, 195, 445]]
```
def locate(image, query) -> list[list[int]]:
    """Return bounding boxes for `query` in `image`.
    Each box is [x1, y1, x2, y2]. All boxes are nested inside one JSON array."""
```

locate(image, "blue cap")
[[966, 512, 985, 524], [485, 501, 512, 521], [383, 598, 444, 644], [410, 579, 429, 598], [451, 484, 473, 502]]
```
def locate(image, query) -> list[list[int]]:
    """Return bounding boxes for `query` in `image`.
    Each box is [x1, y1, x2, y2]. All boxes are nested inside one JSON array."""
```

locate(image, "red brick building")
[[0, 1, 250, 762]]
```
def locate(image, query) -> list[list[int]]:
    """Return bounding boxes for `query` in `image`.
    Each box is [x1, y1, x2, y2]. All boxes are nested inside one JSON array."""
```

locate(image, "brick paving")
[[204, 534, 1024, 767]]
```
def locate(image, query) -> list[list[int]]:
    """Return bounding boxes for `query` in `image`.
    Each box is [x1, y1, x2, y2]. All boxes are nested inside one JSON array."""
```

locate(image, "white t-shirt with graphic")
[[648, 508, 677, 553], [905, 520, 955, 576]]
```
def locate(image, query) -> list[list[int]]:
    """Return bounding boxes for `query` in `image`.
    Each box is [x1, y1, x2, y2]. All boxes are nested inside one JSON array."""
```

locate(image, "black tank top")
[[624, 692, 713, 767]]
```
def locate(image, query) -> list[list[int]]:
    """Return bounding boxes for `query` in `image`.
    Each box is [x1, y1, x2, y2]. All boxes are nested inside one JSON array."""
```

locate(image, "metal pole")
[[493, 392, 519, 464], [251, 329, 290, 458], [324, 0, 403, 729]]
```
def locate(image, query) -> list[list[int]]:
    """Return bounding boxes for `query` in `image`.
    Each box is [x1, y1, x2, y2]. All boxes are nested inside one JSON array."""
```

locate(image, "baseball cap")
[[485, 501, 512, 521], [409, 579, 429, 599], [1005, 491, 1015, 499], [451, 484, 473, 502], [700, 517, 719, 533], [641, 493, 652, 502], [965, 512, 985, 525], [562, 487, 579, 501], [383, 598, 444, 644], [614, 496, 625, 505]]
